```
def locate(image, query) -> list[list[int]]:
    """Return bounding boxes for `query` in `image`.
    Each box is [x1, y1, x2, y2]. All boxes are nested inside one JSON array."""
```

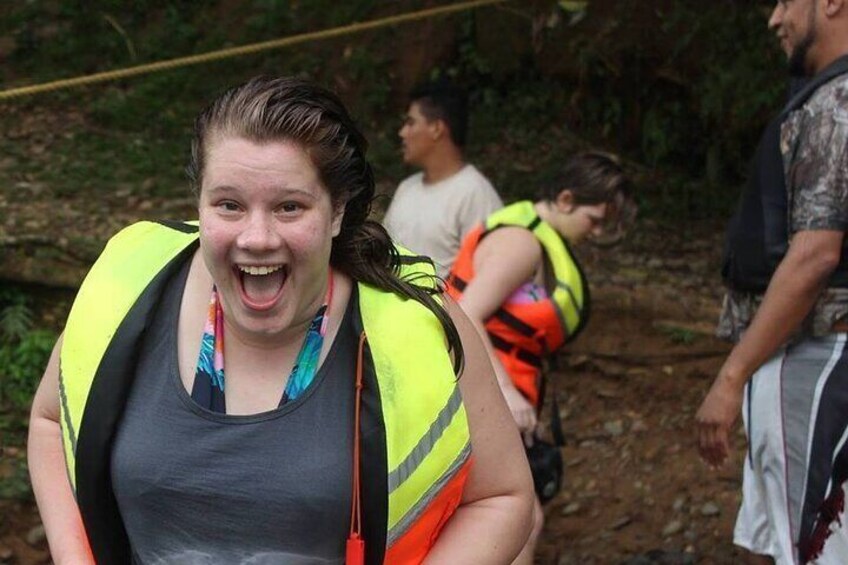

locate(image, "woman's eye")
[[217, 201, 240, 212], [279, 202, 302, 214]]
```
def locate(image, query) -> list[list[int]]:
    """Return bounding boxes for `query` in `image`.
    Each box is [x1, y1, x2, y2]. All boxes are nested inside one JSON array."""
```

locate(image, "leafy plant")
[[0, 288, 56, 421], [0, 303, 33, 343], [0, 0, 793, 224], [0, 328, 55, 417]]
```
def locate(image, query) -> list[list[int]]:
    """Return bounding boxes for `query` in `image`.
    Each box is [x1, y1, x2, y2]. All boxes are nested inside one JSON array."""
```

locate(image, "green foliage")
[[0, 328, 55, 410], [0, 288, 32, 343], [548, 0, 785, 221], [2, 0, 391, 200], [0, 303, 33, 343], [0, 0, 792, 223], [345, 46, 394, 121], [5, 2, 217, 80], [0, 287, 56, 423], [665, 3, 785, 180]]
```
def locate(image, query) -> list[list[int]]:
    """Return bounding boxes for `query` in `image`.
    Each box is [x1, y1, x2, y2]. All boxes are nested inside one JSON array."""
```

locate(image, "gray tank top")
[[111, 262, 355, 564]]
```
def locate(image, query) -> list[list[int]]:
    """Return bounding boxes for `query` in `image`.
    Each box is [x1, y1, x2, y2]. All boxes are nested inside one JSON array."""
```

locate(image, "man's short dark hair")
[[409, 80, 468, 148]]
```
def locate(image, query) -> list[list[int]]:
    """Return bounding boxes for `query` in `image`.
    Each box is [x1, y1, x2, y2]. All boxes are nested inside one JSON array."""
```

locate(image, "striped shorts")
[[734, 334, 848, 564]]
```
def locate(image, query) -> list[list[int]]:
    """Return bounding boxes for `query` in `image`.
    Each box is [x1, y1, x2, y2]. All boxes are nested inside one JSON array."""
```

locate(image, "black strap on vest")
[[723, 55, 848, 292], [449, 275, 537, 338], [446, 273, 468, 291], [155, 220, 199, 234], [76, 241, 199, 564], [488, 331, 543, 368], [493, 308, 538, 338]]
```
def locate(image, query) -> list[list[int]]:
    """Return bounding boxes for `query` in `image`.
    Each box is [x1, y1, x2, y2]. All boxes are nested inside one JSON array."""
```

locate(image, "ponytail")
[[331, 193, 464, 378]]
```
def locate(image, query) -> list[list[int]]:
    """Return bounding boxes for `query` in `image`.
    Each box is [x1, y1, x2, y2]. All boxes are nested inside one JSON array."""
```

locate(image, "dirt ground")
[[0, 211, 749, 564], [527, 223, 747, 564], [536, 290, 741, 564]]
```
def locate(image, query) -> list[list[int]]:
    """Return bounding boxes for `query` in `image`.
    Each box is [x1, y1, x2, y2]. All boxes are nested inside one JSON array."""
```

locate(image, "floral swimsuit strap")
[[192, 271, 334, 413]]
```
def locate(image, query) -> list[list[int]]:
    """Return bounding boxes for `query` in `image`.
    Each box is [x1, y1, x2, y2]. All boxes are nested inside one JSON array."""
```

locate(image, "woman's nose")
[[237, 213, 281, 251]]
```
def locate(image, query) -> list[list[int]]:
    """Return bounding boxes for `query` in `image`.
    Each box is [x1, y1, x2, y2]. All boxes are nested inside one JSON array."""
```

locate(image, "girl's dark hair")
[[538, 151, 629, 205], [186, 76, 463, 375], [539, 151, 634, 236]]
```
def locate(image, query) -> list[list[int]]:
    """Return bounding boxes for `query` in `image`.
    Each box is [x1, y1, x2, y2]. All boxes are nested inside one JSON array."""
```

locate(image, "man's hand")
[[696, 374, 745, 468], [695, 231, 843, 469]]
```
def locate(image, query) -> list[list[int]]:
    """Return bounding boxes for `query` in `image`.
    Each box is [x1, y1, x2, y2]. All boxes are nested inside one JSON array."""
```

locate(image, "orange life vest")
[[446, 201, 590, 406]]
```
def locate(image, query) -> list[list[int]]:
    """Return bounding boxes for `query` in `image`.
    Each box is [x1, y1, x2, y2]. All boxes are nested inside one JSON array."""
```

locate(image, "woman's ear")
[[331, 206, 345, 238], [555, 189, 575, 213]]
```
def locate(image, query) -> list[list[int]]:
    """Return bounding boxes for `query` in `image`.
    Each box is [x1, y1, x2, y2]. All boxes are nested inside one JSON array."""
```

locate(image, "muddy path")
[[536, 287, 742, 564]]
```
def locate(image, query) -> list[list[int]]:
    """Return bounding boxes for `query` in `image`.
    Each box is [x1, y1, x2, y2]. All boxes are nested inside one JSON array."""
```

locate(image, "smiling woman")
[[27, 76, 534, 565], [198, 139, 340, 342]]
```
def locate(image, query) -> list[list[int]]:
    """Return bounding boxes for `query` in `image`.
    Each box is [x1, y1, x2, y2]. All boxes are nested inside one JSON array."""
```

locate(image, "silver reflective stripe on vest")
[[59, 370, 77, 453], [387, 385, 464, 493], [386, 442, 472, 545], [58, 369, 79, 499]]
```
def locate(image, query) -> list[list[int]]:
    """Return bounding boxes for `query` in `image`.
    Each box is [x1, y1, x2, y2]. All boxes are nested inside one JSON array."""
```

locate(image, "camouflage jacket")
[[718, 72, 848, 342]]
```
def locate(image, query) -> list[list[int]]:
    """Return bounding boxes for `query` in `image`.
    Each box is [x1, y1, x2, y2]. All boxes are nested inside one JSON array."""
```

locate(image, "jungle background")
[[0, 0, 789, 563]]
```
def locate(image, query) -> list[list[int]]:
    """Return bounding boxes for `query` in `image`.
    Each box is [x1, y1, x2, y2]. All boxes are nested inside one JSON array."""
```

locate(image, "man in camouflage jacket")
[[697, 1, 848, 563]]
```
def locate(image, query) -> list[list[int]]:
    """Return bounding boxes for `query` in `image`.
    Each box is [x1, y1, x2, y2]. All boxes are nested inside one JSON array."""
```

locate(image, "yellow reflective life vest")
[[59, 220, 471, 564]]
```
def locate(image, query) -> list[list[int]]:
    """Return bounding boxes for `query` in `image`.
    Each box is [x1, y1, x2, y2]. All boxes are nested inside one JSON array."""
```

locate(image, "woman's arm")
[[457, 227, 543, 435], [28, 334, 94, 564], [459, 227, 541, 322], [424, 299, 536, 563]]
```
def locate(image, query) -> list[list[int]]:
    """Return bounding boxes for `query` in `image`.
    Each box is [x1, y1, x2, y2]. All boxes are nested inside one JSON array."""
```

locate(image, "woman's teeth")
[[238, 265, 283, 276]]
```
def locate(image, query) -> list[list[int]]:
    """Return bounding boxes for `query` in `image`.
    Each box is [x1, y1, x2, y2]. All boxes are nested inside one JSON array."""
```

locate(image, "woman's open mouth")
[[236, 264, 288, 311]]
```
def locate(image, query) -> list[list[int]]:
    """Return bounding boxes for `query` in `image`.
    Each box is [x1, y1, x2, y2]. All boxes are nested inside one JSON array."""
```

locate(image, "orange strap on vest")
[[383, 461, 471, 563], [346, 332, 367, 565]]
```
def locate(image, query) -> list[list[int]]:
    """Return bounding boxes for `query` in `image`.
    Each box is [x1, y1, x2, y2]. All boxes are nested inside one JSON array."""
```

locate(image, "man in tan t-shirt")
[[383, 81, 502, 278]]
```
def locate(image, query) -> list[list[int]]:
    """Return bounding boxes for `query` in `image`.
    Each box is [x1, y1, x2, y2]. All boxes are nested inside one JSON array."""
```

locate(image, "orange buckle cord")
[[347, 332, 367, 565]]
